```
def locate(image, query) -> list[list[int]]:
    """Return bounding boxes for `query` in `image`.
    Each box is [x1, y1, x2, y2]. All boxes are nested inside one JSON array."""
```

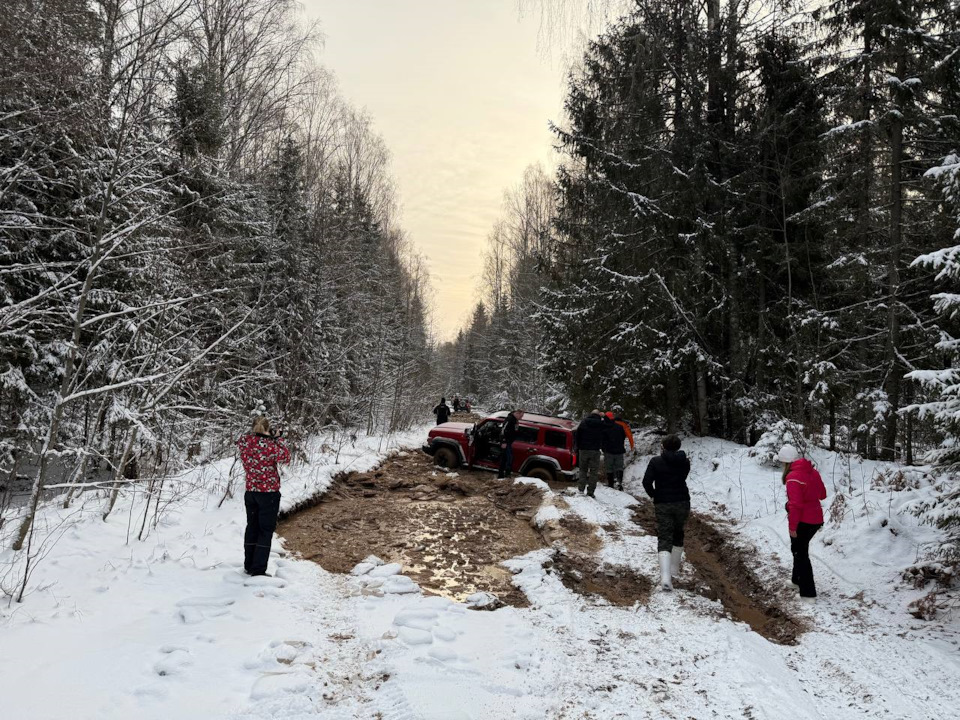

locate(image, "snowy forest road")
[[271, 443, 960, 719]]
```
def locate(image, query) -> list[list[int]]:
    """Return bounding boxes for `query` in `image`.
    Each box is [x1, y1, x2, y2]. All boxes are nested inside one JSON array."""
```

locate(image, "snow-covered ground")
[[2, 429, 959, 719]]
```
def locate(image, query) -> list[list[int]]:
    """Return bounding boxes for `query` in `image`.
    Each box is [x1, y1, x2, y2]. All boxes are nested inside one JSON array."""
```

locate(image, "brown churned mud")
[[630, 503, 805, 645], [278, 450, 548, 606], [279, 445, 804, 642], [551, 552, 653, 606]]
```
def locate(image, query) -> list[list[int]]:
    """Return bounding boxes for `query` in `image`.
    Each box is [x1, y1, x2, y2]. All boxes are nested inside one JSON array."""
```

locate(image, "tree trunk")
[[666, 370, 679, 434], [829, 393, 837, 452], [103, 426, 139, 522], [696, 367, 708, 437], [881, 50, 906, 461]]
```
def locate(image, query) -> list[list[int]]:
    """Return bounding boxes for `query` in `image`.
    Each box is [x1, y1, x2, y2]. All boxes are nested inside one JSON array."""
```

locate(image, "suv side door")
[[540, 428, 575, 471], [510, 424, 541, 473], [469, 418, 503, 468]]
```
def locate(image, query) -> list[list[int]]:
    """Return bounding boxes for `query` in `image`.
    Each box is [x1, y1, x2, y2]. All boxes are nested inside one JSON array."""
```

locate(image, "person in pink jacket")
[[777, 444, 827, 602]]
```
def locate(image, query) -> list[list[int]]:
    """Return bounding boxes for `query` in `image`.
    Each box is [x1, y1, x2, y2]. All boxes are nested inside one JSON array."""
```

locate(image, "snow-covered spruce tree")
[[542, 10, 684, 426], [909, 153, 960, 559], [542, 3, 766, 433], [0, 0, 101, 489], [732, 28, 831, 444], [813, 0, 954, 459]]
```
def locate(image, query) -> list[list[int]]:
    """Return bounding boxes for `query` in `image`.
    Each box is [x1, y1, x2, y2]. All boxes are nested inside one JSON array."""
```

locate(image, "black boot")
[[606, 473, 615, 488]]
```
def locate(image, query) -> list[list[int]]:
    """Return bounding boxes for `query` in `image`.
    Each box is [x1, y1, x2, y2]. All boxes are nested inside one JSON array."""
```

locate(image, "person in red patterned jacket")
[[238, 416, 291, 576]]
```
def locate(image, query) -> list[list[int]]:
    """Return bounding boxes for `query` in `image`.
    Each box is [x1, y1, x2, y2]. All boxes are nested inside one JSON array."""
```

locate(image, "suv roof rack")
[[490, 410, 576, 429]]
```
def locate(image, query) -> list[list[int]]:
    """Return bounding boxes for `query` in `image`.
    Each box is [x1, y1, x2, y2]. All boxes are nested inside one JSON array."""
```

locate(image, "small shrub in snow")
[[751, 421, 808, 467], [907, 590, 951, 621], [903, 560, 957, 620], [827, 493, 849, 527], [871, 469, 923, 493], [902, 562, 956, 590]]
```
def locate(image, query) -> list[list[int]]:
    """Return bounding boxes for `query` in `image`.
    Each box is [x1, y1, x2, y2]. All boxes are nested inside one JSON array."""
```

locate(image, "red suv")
[[422, 411, 578, 484]]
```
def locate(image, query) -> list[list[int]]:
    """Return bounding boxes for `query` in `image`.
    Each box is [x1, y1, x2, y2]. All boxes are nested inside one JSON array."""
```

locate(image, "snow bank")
[[0, 425, 430, 719]]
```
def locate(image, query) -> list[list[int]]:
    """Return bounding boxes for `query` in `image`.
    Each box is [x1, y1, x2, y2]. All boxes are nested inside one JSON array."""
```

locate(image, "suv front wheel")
[[433, 445, 460, 469]]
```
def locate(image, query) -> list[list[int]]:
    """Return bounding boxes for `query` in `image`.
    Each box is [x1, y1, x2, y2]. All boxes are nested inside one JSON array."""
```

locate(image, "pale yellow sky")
[[302, 0, 568, 340]]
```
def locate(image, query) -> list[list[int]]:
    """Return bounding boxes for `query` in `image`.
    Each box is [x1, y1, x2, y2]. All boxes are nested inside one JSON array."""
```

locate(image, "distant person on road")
[[602, 412, 627, 490], [778, 444, 826, 603], [237, 416, 291, 577], [575, 410, 606, 497], [642, 434, 690, 591], [433, 398, 451, 425], [453, 396, 461, 413], [498, 409, 525, 478]]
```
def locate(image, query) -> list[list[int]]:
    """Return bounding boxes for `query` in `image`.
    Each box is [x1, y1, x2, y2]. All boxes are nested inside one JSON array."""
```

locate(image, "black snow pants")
[[654, 500, 690, 552], [498, 442, 514, 478], [791, 522, 822, 598], [244, 490, 281, 575]]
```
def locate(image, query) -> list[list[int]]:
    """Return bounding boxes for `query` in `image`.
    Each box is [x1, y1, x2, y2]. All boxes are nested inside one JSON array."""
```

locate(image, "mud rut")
[[279, 443, 802, 644]]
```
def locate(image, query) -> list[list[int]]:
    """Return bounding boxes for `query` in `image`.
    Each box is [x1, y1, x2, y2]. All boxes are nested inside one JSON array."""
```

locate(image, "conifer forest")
[[1, 0, 434, 545]]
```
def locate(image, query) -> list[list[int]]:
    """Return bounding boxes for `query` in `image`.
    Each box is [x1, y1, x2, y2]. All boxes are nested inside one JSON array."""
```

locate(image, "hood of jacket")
[[788, 458, 816, 478], [582, 413, 604, 427], [661, 449, 687, 466]]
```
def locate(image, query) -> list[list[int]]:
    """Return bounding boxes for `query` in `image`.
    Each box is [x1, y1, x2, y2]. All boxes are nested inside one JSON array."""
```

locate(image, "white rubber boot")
[[658, 551, 673, 591], [670, 546, 683, 577]]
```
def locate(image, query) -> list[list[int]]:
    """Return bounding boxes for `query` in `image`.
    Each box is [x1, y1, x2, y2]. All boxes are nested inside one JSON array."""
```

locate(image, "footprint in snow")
[[153, 647, 193, 677], [244, 639, 316, 670], [249, 669, 313, 701], [242, 575, 288, 589], [175, 596, 235, 624]]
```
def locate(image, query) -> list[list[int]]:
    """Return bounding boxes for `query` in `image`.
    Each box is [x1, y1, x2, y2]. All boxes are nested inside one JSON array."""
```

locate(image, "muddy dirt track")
[[630, 505, 804, 644], [279, 443, 803, 644]]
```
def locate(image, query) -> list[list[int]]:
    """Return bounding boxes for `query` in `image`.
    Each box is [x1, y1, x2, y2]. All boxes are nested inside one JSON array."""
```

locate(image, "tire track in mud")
[[629, 501, 805, 645]]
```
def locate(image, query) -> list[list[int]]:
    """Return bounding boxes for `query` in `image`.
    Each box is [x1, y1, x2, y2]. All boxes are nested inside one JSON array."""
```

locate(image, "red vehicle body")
[[422, 411, 579, 483]]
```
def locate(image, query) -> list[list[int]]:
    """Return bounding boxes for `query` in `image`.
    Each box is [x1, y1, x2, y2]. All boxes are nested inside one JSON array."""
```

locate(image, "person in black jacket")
[[497, 410, 524, 478], [575, 410, 606, 497], [602, 412, 627, 490], [642, 434, 691, 591], [433, 398, 450, 425]]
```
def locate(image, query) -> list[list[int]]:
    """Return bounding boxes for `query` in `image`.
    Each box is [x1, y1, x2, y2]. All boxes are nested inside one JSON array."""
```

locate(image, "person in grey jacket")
[[642, 434, 691, 591]]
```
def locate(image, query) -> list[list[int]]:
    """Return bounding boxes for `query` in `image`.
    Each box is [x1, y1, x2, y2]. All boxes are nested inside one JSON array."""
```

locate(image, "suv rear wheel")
[[433, 445, 460, 469], [525, 466, 555, 484]]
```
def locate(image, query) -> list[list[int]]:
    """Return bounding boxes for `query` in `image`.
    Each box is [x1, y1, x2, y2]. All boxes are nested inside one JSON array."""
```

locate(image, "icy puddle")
[[278, 453, 548, 605]]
